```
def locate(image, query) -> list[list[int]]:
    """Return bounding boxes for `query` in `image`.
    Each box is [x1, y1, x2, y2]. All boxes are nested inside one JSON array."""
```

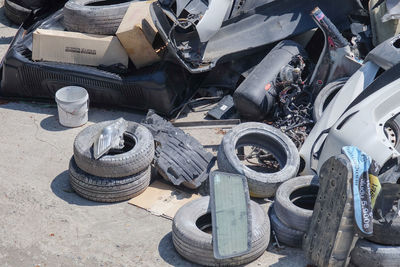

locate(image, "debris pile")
[[2, 0, 400, 266], [142, 110, 215, 189]]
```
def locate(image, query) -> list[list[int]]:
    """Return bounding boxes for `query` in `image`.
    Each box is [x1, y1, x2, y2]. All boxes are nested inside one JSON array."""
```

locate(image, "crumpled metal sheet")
[[141, 110, 215, 189], [382, 0, 400, 22], [176, 0, 191, 16], [151, 0, 359, 73], [196, 0, 232, 42]]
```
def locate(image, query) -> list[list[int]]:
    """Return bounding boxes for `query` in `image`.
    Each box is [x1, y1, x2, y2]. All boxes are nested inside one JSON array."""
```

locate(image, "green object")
[[210, 171, 251, 259]]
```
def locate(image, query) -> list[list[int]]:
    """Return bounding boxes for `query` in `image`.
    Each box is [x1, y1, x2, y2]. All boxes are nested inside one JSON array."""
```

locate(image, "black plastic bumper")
[[150, 0, 359, 74], [0, 10, 196, 116]]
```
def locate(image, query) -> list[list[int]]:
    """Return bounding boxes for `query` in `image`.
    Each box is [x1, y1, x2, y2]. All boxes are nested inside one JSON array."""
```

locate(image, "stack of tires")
[[269, 176, 319, 248], [69, 121, 154, 203], [350, 213, 400, 266]]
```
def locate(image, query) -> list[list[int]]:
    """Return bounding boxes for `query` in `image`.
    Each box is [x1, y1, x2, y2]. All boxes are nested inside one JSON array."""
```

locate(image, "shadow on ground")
[[268, 245, 308, 267], [40, 114, 72, 132], [0, 101, 145, 131], [269, 255, 307, 267], [158, 232, 305, 267], [40, 111, 144, 132], [158, 232, 201, 267], [0, 35, 12, 44], [51, 170, 114, 206]]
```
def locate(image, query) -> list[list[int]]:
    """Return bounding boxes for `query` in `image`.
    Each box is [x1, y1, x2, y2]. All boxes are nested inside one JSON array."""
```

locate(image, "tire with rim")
[[63, 0, 137, 35], [350, 239, 400, 267], [73, 120, 154, 178], [4, 0, 32, 25], [269, 206, 304, 248], [217, 122, 300, 198], [274, 175, 318, 232], [69, 157, 150, 202], [172, 196, 270, 266], [313, 77, 349, 122]]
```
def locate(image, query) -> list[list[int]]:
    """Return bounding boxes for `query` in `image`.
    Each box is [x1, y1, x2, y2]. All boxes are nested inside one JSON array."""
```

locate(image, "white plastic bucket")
[[55, 86, 89, 127]]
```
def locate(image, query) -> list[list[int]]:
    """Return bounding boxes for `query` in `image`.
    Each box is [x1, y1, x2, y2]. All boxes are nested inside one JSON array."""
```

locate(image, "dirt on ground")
[[0, 2, 307, 266]]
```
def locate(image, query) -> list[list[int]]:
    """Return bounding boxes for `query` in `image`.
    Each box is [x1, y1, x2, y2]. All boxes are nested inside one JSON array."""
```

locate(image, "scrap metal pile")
[[3, 0, 400, 266], [271, 54, 314, 148]]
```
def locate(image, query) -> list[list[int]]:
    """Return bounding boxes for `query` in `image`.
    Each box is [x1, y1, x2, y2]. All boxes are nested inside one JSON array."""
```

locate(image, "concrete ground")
[[0, 1, 308, 266]]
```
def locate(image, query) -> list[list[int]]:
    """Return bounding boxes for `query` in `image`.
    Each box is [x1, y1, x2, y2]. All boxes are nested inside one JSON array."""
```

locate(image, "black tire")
[[274, 175, 318, 232], [69, 157, 150, 202], [313, 77, 349, 122], [366, 217, 400, 245], [4, 0, 32, 25], [172, 196, 270, 266], [217, 122, 300, 198], [73, 121, 154, 178], [350, 239, 400, 267], [366, 164, 400, 245], [63, 0, 137, 35], [14, 0, 44, 9], [269, 206, 304, 248]]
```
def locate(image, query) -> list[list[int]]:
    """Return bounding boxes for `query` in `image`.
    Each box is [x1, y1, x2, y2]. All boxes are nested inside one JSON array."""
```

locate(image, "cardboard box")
[[32, 29, 129, 67], [116, 1, 163, 69], [128, 181, 201, 219]]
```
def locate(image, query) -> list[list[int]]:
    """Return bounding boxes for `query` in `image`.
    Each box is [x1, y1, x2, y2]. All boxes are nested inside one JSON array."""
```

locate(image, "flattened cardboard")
[[32, 29, 129, 67], [116, 1, 162, 68], [128, 181, 201, 219]]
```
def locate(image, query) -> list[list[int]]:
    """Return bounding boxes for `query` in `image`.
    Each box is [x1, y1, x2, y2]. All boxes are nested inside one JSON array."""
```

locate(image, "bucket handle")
[[59, 99, 89, 115]]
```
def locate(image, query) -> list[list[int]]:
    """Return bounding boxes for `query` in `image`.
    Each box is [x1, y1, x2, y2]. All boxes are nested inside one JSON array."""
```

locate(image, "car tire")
[[4, 0, 32, 25], [69, 157, 150, 202], [73, 121, 154, 178], [172, 196, 270, 266], [63, 0, 136, 35], [366, 216, 400, 246], [350, 239, 400, 267], [217, 122, 300, 198], [313, 77, 349, 122], [274, 175, 318, 232], [269, 206, 304, 248], [16, 0, 45, 9]]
